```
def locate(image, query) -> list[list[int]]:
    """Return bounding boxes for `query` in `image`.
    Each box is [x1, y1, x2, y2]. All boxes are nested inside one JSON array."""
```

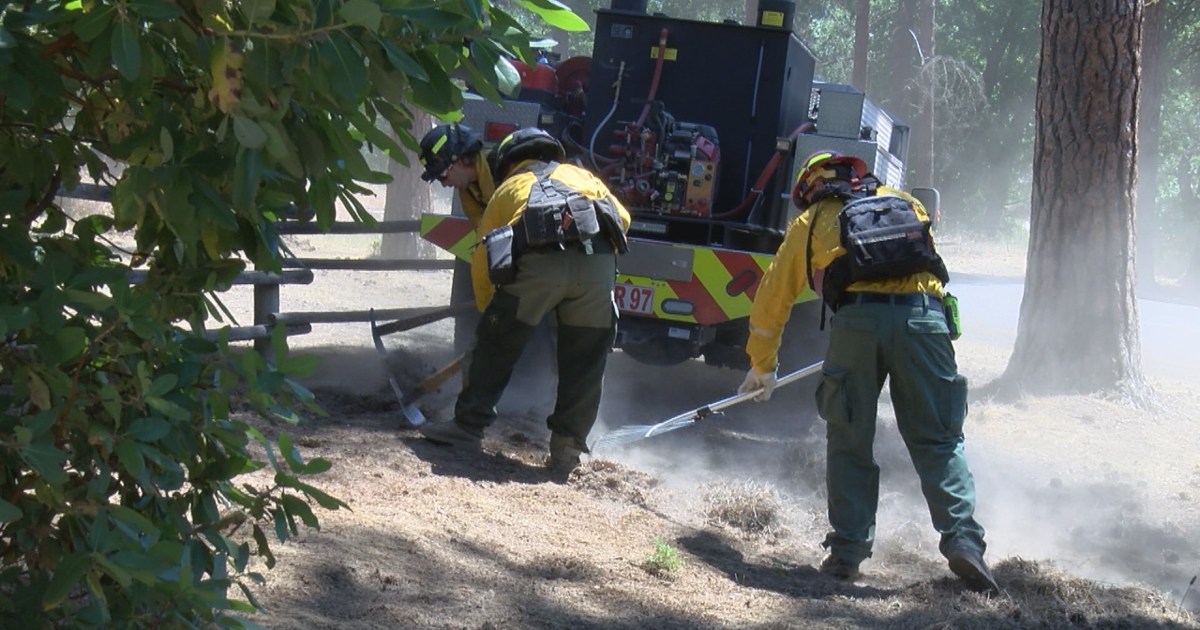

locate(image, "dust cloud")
[[287, 267, 1200, 612], [587, 279, 1200, 612]]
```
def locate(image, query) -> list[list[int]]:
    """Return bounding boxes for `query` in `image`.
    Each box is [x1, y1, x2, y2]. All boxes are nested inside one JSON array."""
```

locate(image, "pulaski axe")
[[370, 303, 474, 425]]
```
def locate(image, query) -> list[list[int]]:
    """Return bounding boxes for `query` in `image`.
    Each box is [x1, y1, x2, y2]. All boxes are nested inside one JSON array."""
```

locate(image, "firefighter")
[[740, 151, 999, 594], [419, 128, 631, 473], [418, 123, 496, 231]]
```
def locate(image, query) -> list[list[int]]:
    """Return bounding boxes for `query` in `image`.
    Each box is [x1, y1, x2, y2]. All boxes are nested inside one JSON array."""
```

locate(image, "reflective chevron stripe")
[[419, 214, 476, 261]]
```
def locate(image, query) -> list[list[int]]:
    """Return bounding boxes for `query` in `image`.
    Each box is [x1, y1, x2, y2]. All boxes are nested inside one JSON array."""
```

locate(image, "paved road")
[[952, 274, 1200, 378]]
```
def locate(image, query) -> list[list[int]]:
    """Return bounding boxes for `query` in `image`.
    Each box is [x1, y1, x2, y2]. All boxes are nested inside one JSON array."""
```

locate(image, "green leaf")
[[461, 57, 503, 103], [115, 440, 146, 478], [251, 525, 276, 569], [27, 371, 51, 410], [281, 495, 319, 529], [319, 37, 368, 103], [367, 56, 407, 104], [0, 498, 22, 523], [346, 110, 404, 157], [513, 0, 589, 31], [22, 442, 69, 484], [159, 127, 174, 163], [127, 416, 171, 442], [111, 167, 152, 230], [340, 0, 382, 31], [146, 396, 191, 420], [61, 288, 114, 311], [278, 433, 316, 475], [494, 56, 521, 96], [147, 373, 179, 398], [232, 117, 267, 150], [92, 553, 133, 588], [111, 21, 142, 80], [73, 6, 114, 41], [109, 505, 162, 544], [43, 553, 89, 610], [129, 0, 183, 21], [380, 38, 428, 81], [0, 188, 30, 216], [240, 0, 275, 21], [54, 327, 88, 364], [232, 149, 263, 211], [274, 473, 347, 510]]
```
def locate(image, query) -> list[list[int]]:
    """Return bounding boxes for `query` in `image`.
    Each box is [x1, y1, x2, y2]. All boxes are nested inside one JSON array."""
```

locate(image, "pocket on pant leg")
[[938, 373, 969, 436], [816, 368, 852, 426]]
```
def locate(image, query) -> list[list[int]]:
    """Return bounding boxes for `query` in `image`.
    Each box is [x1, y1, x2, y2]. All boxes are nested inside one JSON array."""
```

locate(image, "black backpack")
[[806, 192, 949, 319]]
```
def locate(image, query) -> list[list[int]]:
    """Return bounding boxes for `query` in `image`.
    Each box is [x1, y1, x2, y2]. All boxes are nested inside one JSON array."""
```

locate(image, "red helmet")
[[792, 150, 873, 207]]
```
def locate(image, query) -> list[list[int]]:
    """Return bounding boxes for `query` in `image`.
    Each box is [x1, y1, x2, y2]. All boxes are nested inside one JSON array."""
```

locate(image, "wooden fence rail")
[[59, 186, 454, 363]]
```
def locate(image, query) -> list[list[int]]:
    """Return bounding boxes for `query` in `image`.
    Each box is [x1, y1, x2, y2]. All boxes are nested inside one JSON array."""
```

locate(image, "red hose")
[[635, 29, 670, 129], [711, 121, 817, 221]]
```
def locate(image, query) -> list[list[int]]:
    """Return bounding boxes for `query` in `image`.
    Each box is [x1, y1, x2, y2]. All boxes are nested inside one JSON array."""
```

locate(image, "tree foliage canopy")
[[0, 0, 583, 627]]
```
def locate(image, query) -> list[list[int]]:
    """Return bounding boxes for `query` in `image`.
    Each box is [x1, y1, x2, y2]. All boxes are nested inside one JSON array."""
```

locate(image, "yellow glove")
[[738, 368, 777, 402]]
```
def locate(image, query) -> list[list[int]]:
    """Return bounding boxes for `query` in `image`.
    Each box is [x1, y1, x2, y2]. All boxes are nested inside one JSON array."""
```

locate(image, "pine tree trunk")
[[852, 0, 870, 93], [1136, 0, 1165, 288], [886, 0, 918, 122], [912, 0, 934, 188], [1003, 0, 1148, 400], [382, 111, 434, 259]]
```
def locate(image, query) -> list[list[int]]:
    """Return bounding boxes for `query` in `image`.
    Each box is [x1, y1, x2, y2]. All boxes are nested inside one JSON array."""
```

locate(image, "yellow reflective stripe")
[[804, 151, 834, 170], [431, 135, 447, 154], [418, 214, 476, 262], [447, 231, 475, 261], [692, 249, 752, 319], [497, 133, 515, 152]]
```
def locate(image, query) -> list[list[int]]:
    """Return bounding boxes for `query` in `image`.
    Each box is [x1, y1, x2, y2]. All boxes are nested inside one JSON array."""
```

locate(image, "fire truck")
[[419, 0, 937, 373]]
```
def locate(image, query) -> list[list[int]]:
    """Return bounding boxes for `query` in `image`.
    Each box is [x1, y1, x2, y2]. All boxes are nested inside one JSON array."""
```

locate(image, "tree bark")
[[382, 110, 434, 259], [1003, 0, 1148, 400], [886, 0, 919, 120], [852, 0, 870, 93], [912, 0, 934, 188], [1136, 0, 1165, 288]]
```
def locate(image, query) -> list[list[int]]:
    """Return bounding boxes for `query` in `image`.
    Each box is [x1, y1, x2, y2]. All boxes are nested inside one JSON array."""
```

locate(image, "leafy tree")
[[0, 0, 584, 627]]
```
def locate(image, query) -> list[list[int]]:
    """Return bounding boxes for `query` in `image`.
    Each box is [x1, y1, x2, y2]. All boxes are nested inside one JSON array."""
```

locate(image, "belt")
[[840, 292, 942, 309], [526, 238, 614, 255]]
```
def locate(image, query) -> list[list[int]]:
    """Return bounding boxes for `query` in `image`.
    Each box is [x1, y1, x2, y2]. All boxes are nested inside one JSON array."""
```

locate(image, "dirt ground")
[[216, 225, 1200, 630]]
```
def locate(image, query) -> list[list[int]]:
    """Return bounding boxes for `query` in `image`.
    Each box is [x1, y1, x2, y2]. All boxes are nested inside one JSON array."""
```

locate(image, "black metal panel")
[[584, 10, 816, 226]]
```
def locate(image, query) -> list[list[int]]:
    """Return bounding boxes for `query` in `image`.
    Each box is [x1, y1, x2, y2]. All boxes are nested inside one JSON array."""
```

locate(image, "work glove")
[[738, 368, 777, 402]]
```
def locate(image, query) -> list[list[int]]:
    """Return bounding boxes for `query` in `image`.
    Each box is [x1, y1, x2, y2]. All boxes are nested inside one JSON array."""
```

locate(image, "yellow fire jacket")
[[458, 149, 496, 231], [471, 159, 632, 311], [746, 186, 945, 373]]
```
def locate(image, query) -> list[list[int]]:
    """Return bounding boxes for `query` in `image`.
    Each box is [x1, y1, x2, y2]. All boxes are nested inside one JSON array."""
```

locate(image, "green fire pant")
[[454, 244, 618, 452], [815, 298, 987, 564]]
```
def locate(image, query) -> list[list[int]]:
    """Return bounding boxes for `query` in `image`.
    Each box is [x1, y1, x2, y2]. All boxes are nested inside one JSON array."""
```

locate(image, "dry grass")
[[702, 480, 787, 536]]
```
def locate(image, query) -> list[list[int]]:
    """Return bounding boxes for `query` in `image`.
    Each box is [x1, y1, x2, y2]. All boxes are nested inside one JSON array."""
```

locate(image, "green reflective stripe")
[[497, 133, 515, 152], [431, 135, 447, 154], [804, 151, 834, 170]]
